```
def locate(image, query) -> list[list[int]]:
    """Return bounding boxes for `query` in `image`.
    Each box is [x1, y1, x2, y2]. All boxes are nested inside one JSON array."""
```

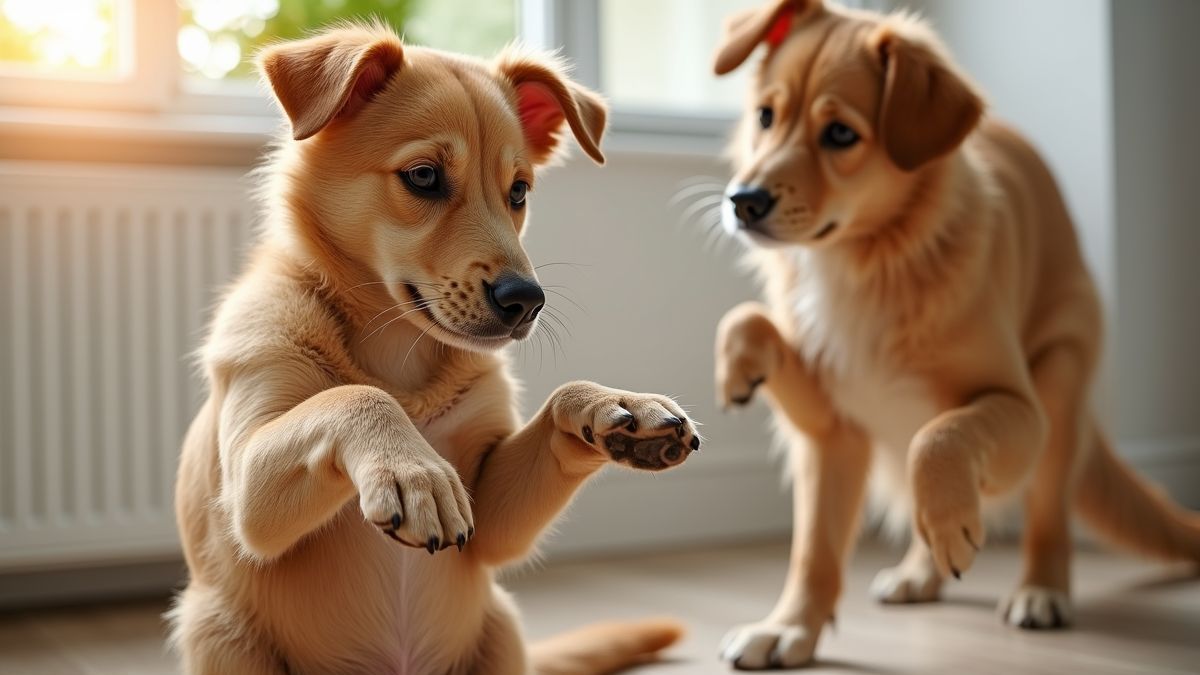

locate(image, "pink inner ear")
[[352, 59, 391, 100], [515, 81, 566, 156], [765, 9, 795, 47]]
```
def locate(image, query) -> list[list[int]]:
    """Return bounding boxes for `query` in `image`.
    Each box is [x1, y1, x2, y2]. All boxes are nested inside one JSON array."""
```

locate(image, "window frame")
[[0, 0, 876, 154]]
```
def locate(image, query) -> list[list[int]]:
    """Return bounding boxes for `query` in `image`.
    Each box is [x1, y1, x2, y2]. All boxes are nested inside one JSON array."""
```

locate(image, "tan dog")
[[709, 0, 1200, 668], [168, 23, 697, 675]]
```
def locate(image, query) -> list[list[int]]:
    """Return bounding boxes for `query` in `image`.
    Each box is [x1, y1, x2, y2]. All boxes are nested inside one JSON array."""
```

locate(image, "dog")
[[168, 23, 697, 675], [708, 0, 1200, 668]]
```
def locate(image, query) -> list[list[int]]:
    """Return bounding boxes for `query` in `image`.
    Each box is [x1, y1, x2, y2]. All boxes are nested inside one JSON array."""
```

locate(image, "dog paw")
[[354, 449, 473, 554], [912, 454, 985, 580], [716, 303, 783, 409], [1001, 586, 1072, 629], [554, 383, 699, 471], [869, 564, 943, 604], [719, 621, 818, 670]]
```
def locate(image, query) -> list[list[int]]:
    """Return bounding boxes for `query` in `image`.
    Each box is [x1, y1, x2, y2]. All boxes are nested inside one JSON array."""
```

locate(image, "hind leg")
[[170, 586, 287, 675], [1001, 343, 1092, 629], [465, 589, 528, 675], [870, 535, 944, 604]]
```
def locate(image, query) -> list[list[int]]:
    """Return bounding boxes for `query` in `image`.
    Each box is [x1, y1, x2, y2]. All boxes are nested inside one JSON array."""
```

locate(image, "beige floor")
[[1, 539, 1197, 674]]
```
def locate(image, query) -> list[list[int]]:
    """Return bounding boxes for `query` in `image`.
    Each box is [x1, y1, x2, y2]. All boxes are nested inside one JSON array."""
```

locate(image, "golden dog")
[[709, 0, 1200, 668], [169, 23, 696, 675]]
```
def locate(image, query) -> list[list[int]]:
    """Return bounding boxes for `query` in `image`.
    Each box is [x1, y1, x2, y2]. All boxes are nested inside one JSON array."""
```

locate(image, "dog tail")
[[528, 618, 684, 675], [1074, 429, 1200, 562]]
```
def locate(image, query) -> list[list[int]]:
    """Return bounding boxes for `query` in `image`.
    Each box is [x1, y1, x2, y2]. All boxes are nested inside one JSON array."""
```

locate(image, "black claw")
[[582, 425, 594, 444], [951, 567, 962, 580], [626, 416, 638, 433], [456, 533, 466, 552], [690, 436, 701, 451], [963, 526, 980, 551], [1019, 616, 1036, 630], [468, 526, 475, 540], [427, 536, 439, 555], [1049, 603, 1064, 628], [730, 394, 752, 406], [390, 513, 402, 530], [662, 415, 683, 429]]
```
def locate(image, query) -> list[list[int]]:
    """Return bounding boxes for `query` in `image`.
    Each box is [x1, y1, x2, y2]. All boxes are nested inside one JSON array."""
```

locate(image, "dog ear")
[[496, 54, 608, 165], [258, 27, 404, 141], [873, 29, 985, 171], [713, 0, 820, 75]]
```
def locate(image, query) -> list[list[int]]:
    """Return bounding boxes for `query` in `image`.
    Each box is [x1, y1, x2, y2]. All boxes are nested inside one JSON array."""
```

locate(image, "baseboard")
[[0, 559, 185, 612]]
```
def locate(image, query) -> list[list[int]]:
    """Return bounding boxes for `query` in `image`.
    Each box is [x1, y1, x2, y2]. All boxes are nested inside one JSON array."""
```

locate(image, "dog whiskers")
[[360, 300, 436, 343]]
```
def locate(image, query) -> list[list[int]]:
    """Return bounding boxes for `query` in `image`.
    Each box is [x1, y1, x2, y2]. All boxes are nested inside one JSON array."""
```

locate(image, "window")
[[599, 0, 756, 115], [177, 0, 516, 82], [0, 0, 125, 76], [0, 0, 816, 143]]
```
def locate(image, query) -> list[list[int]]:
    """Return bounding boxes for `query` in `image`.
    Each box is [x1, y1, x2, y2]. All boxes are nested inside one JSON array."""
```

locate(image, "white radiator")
[[0, 162, 254, 570]]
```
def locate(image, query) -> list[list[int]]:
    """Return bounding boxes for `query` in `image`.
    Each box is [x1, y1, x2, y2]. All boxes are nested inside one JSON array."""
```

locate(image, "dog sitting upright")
[[169, 23, 696, 675], [709, 0, 1200, 669]]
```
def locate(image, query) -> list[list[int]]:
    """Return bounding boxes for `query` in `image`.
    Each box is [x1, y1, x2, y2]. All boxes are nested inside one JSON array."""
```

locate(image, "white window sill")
[[0, 105, 733, 164]]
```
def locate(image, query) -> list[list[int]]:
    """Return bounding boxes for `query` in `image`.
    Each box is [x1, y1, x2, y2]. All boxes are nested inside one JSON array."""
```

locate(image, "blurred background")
[[0, 0, 1197, 657]]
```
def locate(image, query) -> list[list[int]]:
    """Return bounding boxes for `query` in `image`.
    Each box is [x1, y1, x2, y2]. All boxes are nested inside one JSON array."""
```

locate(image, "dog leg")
[[467, 381, 699, 566], [218, 367, 472, 560], [720, 424, 871, 669], [1002, 342, 1091, 629], [170, 586, 287, 675], [465, 588, 527, 675], [909, 366, 1047, 580], [870, 535, 943, 604], [716, 302, 837, 434]]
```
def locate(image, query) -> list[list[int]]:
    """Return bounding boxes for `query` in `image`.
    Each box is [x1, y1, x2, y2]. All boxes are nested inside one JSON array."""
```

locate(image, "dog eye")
[[401, 165, 442, 195], [758, 106, 774, 129], [820, 122, 860, 150], [509, 180, 529, 209]]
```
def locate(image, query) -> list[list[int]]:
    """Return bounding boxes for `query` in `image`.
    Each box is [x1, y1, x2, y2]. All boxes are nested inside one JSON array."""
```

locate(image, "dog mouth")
[[403, 282, 516, 349]]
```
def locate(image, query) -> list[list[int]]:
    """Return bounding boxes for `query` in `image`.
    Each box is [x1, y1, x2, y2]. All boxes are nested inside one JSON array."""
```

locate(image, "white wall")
[[1110, 0, 1200, 505]]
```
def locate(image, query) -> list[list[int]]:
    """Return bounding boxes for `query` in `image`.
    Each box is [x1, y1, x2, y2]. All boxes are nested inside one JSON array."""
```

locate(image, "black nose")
[[729, 187, 776, 227], [485, 275, 545, 329]]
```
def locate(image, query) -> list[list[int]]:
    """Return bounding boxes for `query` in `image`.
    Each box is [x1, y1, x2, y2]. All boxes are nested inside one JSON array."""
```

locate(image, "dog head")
[[713, 0, 984, 248], [258, 23, 607, 351]]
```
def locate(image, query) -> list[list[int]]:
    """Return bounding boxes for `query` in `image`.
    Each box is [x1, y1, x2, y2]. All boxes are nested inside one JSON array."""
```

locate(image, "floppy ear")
[[258, 27, 404, 141], [873, 30, 985, 171], [496, 54, 608, 165], [713, 0, 821, 75]]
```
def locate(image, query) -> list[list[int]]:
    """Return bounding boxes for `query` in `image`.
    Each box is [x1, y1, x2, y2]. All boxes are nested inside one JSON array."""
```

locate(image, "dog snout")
[[485, 275, 545, 329], [728, 186, 777, 228]]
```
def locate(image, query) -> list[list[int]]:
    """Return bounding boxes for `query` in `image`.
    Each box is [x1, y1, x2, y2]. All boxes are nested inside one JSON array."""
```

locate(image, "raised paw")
[[912, 453, 985, 580], [354, 450, 473, 554], [554, 383, 699, 471], [716, 302, 783, 409], [719, 621, 818, 670], [869, 564, 943, 604], [1001, 585, 1072, 630]]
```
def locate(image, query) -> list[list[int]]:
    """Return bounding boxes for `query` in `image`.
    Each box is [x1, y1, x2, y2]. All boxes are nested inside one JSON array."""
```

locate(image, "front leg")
[[720, 423, 871, 669], [467, 381, 699, 566], [910, 388, 1047, 579], [219, 370, 472, 560], [716, 302, 837, 435]]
